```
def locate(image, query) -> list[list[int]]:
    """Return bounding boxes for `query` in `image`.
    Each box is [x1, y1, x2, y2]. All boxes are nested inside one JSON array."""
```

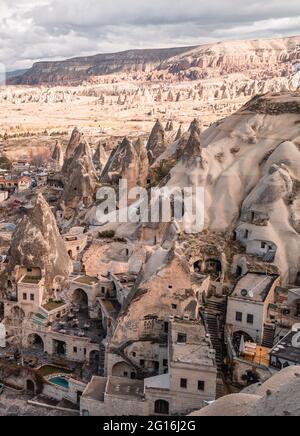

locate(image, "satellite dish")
[[292, 323, 300, 333], [241, 289, 248, 297]]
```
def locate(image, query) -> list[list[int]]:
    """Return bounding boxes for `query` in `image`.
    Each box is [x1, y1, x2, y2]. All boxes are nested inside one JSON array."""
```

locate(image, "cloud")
[[0, 0, 300, 70]]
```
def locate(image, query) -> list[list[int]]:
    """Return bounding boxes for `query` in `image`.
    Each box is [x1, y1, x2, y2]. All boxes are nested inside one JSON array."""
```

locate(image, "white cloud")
[[0, 0, 299, 70]]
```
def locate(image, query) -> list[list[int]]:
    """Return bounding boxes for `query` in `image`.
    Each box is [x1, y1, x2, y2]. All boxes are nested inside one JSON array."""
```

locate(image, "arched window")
[[155, 400, 169, 415]]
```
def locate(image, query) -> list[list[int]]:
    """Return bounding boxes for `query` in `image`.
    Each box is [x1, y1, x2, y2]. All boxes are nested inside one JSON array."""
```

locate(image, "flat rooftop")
[[231, 273, 278, 303], [106, 376, 144, 401], [74, 275, 99, 286], [20, 275, 42, 285], [170, 319, 215, 367], [82, 376, 107, 402]]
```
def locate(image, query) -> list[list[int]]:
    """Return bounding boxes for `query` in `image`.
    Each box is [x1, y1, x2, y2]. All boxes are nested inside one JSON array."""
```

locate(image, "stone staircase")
[[262, 324, 275, 348], [202, 297, 228, 399], [98, 343, 106, 376]]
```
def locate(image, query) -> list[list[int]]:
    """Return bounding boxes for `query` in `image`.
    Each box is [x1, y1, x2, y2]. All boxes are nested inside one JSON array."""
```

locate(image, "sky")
[[0, 0, 300, 70]]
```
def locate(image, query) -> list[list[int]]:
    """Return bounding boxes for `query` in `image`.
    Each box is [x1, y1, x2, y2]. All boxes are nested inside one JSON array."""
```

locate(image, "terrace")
[[20, 275, 42, 285]]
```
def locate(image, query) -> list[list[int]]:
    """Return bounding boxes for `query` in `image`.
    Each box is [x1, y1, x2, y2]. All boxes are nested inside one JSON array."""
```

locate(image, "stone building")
[[226, 272, 280, 345], [80, 318, 217, 416]]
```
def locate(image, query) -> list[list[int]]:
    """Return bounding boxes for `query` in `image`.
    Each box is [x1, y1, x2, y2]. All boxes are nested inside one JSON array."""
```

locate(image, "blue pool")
[[50, 376, 69, 389]]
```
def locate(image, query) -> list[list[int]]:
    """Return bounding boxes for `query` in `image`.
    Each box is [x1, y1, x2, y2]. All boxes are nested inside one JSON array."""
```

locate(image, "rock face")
[[146, 120, 166, 166], [51, 141, 64, 170], [160, 35, 300, 80], [0, 87, 74, 104], [60, 138, 98, 215], [101, 137, 149, 189], [64, 127, 85, 161], [93, 142, 108, 174], [161, 92, 300, 284], [9, 47, 196, 85], [1, 194, 72, 294], [111, 247, 198, 347], [8, 35, 300, 85]]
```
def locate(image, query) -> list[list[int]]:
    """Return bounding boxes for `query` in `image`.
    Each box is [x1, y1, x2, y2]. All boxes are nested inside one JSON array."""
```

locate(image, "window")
[[198, 381, 205, 391], [172, 304, 177, 310], [164, 322, 169, 333], [101, 287, 105, 294], [124, 372, 128, 377], [23, 293, 27, 300], [247, 314, 254, 325], [261, 242, 266, 249], [245, 230, 249, 239], [132, 352, 136, 358], [140, 360, 145, 368], [84, 348, 86, 355], [30, 294, 34, 301], [73, 347, 78, 353], [163, 359, 168, 367], [180, 378, 188, 389], [236, 312, 243, 322], [177, 333, 187, 344]]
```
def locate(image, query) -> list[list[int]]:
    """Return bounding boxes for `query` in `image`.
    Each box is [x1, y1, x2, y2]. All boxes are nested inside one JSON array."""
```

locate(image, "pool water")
[[50, 376, 69, 389]]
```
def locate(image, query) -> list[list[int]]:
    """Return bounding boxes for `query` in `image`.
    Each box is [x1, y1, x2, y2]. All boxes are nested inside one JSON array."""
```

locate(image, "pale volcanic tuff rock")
[[101, 137, 149, 189], [64, 127, 85, 161], [1, 194, 72, 295], [60, 139, 98, 213], [159, 35, 300, 79], [160, 92, 300, 284], [51, 141, 64, 169], [110, 246, 198, 348], [10, 47, 196, 85], [93, 142, 108, 174], [9, 35, 300, 86], [146, 119, 166, 165]]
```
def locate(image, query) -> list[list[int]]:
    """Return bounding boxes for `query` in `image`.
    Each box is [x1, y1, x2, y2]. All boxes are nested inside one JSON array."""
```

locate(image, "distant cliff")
[[8, 35, 300, 85], [8, 47, 195, 85]]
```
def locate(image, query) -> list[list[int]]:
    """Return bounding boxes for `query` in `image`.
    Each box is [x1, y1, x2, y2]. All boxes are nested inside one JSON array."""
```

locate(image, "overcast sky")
[[1, 0, 300, 70]]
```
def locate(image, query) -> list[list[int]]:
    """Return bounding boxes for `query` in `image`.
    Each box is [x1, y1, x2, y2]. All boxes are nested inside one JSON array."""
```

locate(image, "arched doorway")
[[193, 260, 202, 273], [68, 250, 73, 260], [206, 259, 222, 275], [26, 379, 36, 395], [112, 362, 135, 379], [27, 333, 44, 352], [155, 400, 169, 415], [53, 339, 66, 357], [72, 289, 89, 316], [236, 265, 243, 278], [233, 331, 254, 353], [90, 350, 100, 365]]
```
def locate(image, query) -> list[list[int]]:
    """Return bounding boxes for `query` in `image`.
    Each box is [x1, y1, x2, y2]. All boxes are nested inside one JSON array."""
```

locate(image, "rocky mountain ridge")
[[8, 35, 300, 86]]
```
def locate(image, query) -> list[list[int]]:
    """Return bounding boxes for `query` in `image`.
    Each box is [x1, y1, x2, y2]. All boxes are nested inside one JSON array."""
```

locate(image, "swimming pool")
[[49, 376, 69, 389]]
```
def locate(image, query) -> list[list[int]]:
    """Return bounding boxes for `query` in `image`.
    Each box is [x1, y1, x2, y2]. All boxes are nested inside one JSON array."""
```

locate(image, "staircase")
[[202, 297, 228, 398], [262, 324, 275, 348], [98, 343, 106, 376]]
